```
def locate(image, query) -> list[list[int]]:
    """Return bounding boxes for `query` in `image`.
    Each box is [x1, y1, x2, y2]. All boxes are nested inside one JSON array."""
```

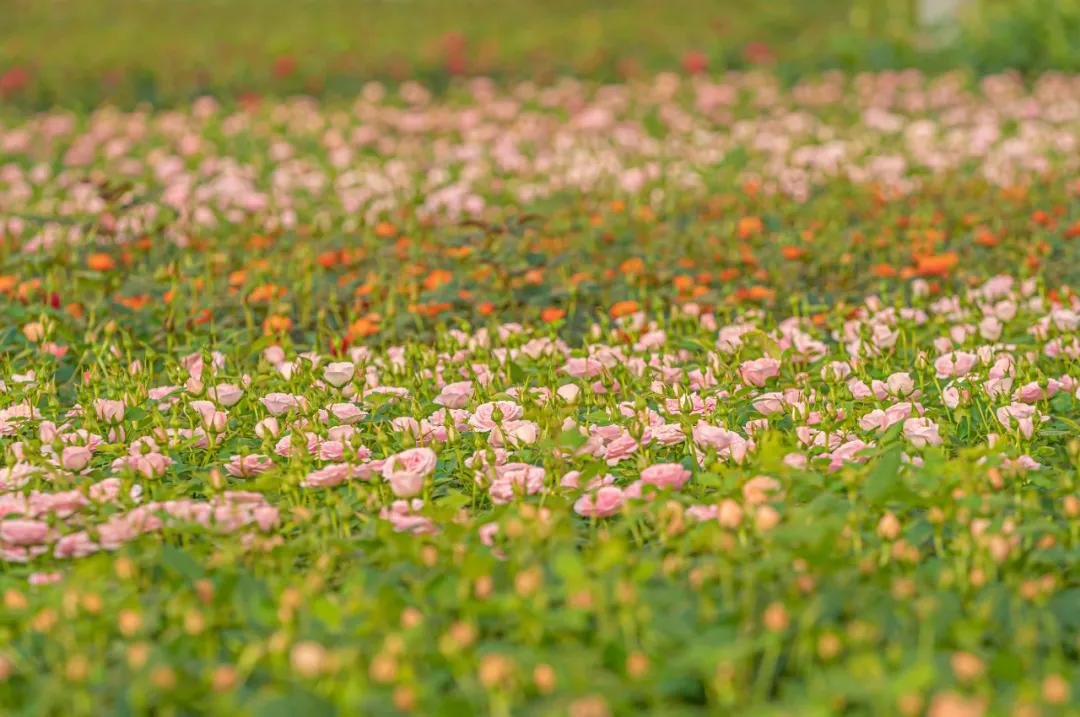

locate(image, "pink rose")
[[573, 486, 625, 518], [382, 447, 437, 497], [93, 398, 125, 423], [0, 519, 50, 545], [902, 417, 942, 447], [640, 463, 691, 490], [61, 445, 93, 472], [434, 381, 473, 409], [323, 361, 355, 388], [225, 454, 274, 478], [739, 357, 781, 387]]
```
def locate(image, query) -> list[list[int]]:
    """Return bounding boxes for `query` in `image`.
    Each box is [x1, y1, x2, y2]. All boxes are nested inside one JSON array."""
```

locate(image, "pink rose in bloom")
[[563, 357, 603, 378], [489, 419, 540, 447], [330, 402, 366, 424], [382, 447, 437, 497], [692, 421, 735, 451], [848, 378, 873, 399], [260, 392, 305, 416], [54, 532, 99, 559], [717, 499, 743, 528], [225, 454, 274, 478], [208, 383, 243, 406], [380, 499, 437, 535], [996, 403, 1037, 438], [640, 463, 691, 490], [1015, 381, 1044, 403], [60, 445, 93, 471], [323, 361, 355, 387], [603, 434, 639, 465], [934, 351, 978, 378], [93, 398, 125, 423], [488, 463, 546, 504], [468, 401, 523, 432], [739, 357, 781, 387], [752, 392, 786, 415], [903, 417, 942, 447], [302, 463, 355, 487], [573, 486, 625, 518], [434, 380, 473, 408], [0, 519, 50, 545], [255, 416, 281, 439], [885, 372, 915, 396], [782, 452, 807, 469], [556, 383, 581, 403]]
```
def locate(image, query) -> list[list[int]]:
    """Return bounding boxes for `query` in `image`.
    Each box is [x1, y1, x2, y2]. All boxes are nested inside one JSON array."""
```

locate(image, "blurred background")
[[2, 0, 1076, 109]]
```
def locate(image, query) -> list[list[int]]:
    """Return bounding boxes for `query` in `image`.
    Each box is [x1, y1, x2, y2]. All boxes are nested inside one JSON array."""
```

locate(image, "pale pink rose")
[[603, 434, 639, 465], [94, 398, 125, 423], [996, 403, 1036, 438], [556, 383, 581, 403], [53, 531, 99, 559], [0, 519, 50, 545], [488, 463, 546, 504], [640, 463, 691, 490], [942, 386, 961, 409], [847, 378, 873, 399], [984, 377, 1013, 398], [1015, 381, 1044, 403], [468, 401, 523, 432], [317, 440, 345, 461], [329, 402, 366, 424], [903, 417, 942, 447], [574, 486, 625, 518], [382, 447, 437, 497], [782, 452, 807, 469], [60, 445, 92, 471], [692, 421, 735, 451], [886, 372, 915, 396], [739, 357, 781, 387], [260, 393, 304, 416], [302, 463, 355, 488], [323, 362, 355, 388], [380, 499, 437, 535], [820, 361, 852, 382], [254, 416, 281, 439], [492, 419, 540, 447], [752, 392, 786, 415], [225, 454, 273, 478], [934, 351, 978, 379], [434, 381, 473, 409], [209, 383, 243, 406], [562, 357, 603, 378]]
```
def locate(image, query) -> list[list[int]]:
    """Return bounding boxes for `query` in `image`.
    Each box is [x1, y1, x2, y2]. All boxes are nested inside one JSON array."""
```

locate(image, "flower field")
[[3, 38, 1080, 717]]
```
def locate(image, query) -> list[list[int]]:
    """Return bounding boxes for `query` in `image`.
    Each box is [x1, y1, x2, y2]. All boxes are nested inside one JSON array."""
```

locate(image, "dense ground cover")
[[3, 46, 1080, 717]]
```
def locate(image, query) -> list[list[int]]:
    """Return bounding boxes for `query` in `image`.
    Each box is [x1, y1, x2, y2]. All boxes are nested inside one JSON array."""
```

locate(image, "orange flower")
[[248, 284, 284, 303], [193, 309, 213, 326], [228, 270, 247, 287], [316, 251, 341, 268], [914, 252, 959, 277], [1066, 221, 1080, 239], [974, 228, 999, 247], [673, 275, 694, 292], [263, 315, 292, 334], [872, 264, 897, 278], [523, 269, 545, 285], [610, 300, 640, 318], [117, 294, 150, 311], [423, 269, 453, 291], [718, 268, 740, 282], [781, 246, 805, 260], [477, 302, 495, 316], [0, 275, 15, 293], [540, 307, 565, 322], [619, 257, 645, 275], [737, 216, 763, 239], [348, 315, 380, 339], [247, 235, 273, 250], [87, 253, 116, 271], [374, 222, 397, 238]]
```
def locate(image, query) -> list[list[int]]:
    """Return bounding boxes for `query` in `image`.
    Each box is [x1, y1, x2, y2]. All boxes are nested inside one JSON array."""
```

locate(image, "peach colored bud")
[[290, 641, 328, 678], [763, 602, 789, 632], [1042, 674, 1070, 704], [755, 505, 781, 532], [717, 499, 743, 528], [877, 512, 901, 541]]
